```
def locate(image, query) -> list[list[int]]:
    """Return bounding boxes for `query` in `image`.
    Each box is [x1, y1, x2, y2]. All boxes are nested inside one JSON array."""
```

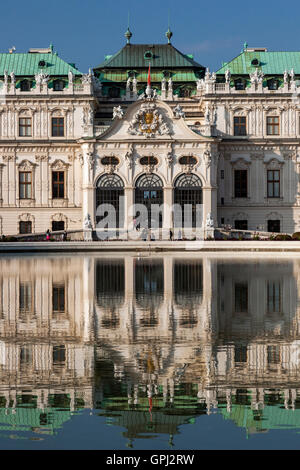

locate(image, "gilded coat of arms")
[[128, 103, 171, 138]]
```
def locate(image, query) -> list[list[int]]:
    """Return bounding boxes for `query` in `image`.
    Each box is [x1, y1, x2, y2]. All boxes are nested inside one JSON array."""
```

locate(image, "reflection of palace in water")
[[1, 254, 300, 441]]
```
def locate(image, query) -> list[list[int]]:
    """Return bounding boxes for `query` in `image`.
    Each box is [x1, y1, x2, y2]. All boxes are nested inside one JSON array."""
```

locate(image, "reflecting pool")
[[0, 253, 300, 449]]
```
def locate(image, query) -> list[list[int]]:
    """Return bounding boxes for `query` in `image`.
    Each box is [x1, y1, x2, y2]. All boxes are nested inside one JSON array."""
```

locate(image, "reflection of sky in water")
[[0, 255, 299, 449]]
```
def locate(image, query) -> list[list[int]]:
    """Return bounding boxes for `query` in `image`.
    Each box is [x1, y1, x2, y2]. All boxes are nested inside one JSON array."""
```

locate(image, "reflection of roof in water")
[[99, 382, 206, 438], [221, 402, 300, 434], [100, 409, 200, 439], [0, 406, 75, 436]]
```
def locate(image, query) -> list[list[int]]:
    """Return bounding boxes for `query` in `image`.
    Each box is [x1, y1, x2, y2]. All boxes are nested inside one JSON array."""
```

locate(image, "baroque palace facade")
[[1, 32, 300, 236]]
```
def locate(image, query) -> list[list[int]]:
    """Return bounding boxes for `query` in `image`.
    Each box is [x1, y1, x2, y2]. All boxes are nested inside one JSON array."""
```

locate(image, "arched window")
[[135, 259, 164, 323], [135, 174, 163, 229], [96, 174, 124, 228], [174, 173, 202, 228]]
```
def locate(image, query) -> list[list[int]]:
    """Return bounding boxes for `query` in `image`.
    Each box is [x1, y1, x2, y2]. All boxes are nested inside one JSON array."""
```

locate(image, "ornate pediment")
[[128, 102, 171, 138], [18, 159, 36, 171]]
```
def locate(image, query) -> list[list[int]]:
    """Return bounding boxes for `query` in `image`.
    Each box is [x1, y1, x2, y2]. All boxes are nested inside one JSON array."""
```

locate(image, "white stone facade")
[[2, 51, 300, 236]]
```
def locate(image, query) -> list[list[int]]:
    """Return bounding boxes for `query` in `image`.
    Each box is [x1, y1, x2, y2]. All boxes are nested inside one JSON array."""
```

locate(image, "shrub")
[[292, 232, 300, 240], [274, 234, 292, 241]]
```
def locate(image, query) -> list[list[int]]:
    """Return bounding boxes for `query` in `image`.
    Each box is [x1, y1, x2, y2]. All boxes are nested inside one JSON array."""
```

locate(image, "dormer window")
[[38, 60, 46, 67], [20, 80, 31, 92], [53, 79, 64, 91], [251, 58, 260, 67], [234, 79, 245, 90], [144, 51, 153, 60], [267, 79, 279, 90]]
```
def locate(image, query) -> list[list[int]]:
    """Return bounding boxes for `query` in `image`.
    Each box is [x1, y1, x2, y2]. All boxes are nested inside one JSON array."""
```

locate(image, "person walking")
[[46, 229, 50, 241], [169, 229, 173, 241]]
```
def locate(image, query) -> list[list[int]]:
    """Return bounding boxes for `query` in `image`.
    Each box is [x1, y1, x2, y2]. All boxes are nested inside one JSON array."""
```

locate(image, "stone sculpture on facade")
[[174, 104, 185, 118], [10, 72, 15, 85], [125, 144, 134, 169], [196, 79, 205, 91], [204, 104, 210, 125], [68, 70, 74, 84], [225, 69, 231, 83], [250, 69, 264, 85], [83, 213, 93, 241], [82, 74, 93, 84], [206, 212, 214, 228], [112, 105, 124, 120]]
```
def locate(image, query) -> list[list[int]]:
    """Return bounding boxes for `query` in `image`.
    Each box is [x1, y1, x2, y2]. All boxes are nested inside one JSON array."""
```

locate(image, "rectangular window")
[[19, 172, 32, 199], [52, 171, 65, 199], [234, 116, 247, 136], [53, 284, 65, 313], [267, 170, 280, 198], [268, 220, 280, 233], [234, 170, 247, 198], [20, 346, 33, 366], [267, 345, 280, 364], [19, 221, 32, 234], [220, 170, 224, 179], [19, 283, 32, 313], [51, 117, 64, 137], [235, 282, 248, 313], [19, 118, 32, 137], [266, 116, 279, 135], [267, 281, 281, 314], [52, 221, 65, 232], [235, 220, 248, 230], [53, 345, 66, 364], [234, 345, 248, 363]]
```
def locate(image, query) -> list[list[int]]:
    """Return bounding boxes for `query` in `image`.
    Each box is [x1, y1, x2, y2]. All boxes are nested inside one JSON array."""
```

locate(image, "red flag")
[[147, 63, 151, 86]]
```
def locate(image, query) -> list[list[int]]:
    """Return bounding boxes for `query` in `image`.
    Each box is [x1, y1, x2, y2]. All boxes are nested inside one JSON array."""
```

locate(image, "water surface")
[[0, 253, 300, 449]]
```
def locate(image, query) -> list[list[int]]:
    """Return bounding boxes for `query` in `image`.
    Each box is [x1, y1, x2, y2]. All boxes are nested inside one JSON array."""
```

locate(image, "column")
[[124, 186, 134, 238], [81, 143, 95, 227], [163, 186, 173, 239], [202, 186, 217, 238]]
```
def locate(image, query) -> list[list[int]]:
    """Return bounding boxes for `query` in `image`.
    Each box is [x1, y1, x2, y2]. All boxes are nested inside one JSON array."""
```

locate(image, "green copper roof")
[[95, 43, 204, 70], [217, 51, 300, 75], [0, 52, 81, 77], [100, 70, 199, 83]]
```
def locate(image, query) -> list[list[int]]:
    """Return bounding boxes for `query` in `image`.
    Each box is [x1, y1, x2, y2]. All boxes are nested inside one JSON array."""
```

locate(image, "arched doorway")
[[174, 173, 202, 228], [135, 173, 163, 228], [96, 174, 124, 228]]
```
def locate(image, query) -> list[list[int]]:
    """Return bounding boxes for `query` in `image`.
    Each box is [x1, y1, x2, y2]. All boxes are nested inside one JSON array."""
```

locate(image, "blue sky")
[[1, 0, 300, 72]]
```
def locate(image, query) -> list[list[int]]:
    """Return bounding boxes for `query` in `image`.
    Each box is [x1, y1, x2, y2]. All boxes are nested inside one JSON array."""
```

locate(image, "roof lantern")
[[125, 27, 132, 44], [165, 27, 173, 44]]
